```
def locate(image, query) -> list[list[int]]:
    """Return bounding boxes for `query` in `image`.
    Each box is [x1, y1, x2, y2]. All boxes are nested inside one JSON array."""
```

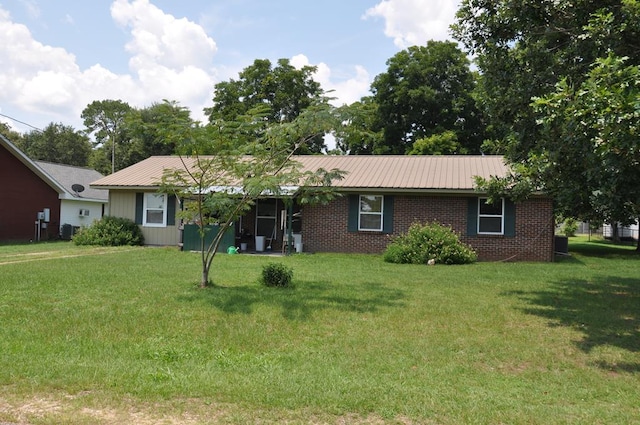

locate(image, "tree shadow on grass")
[[504, 275, 640, 373], [178, 281, 406, 321]]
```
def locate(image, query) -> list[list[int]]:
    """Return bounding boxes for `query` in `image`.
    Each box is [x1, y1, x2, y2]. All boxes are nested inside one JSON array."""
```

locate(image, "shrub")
[[73, 216, 144, 246], [261, 262, 293, 287], [383, 221, 477, 265], [562, 218, 578, 237]]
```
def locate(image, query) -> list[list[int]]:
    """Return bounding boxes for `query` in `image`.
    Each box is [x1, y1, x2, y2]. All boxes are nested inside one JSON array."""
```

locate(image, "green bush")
[[73, 216, 144, 246], [261, 262, 293, 287], [383, 221, 477, 265], [562, 218, 578, 237]]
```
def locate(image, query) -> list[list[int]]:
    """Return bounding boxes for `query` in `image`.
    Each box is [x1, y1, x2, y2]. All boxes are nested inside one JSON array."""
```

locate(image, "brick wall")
[[301, 194, 554, 262]]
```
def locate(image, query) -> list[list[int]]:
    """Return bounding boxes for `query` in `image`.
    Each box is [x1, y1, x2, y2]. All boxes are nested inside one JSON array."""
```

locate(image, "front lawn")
[[0, 239, 638, 424]]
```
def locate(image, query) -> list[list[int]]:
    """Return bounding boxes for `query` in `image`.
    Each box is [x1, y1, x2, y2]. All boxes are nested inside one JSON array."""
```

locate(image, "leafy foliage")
[[370, 41, 485, 154], [15, 123, 92, 166], [453, 0, 640, 159], [205, 58, 326, 153], [260, 262, 293, 287], [73, 216, 144, 246], [562, 218, 579, 237], [384, 221, 477, 265]]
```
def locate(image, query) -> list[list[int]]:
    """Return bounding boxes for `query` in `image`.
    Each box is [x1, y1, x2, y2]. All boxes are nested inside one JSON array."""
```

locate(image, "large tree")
[[334, 98, 383, 154], [369, 40, 484, 154], [160, 100, 344, 287], [82, 99, 133, 174], [205, 58, 326, 153], [532, 54, 640, 249], [453, 0, 640, 158], [16, 123, 92, 166], [124, 101, 192, 164]]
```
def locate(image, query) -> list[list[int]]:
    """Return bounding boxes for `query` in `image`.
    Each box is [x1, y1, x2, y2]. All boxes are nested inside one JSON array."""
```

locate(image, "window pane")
[[257, 199, 277, 217], [145, 193, 165, 210], [360, 195, 382, 213], [479, 217, 502, 233], [146, 210, 164, 224], [479, 199, 502, 215], [360, 214, 382, 231]]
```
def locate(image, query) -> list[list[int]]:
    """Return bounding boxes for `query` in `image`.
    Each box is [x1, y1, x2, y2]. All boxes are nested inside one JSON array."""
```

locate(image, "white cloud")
[[0, 1, 218, 130], [290, 54, 371, 107], [364, 0, 459, 48]]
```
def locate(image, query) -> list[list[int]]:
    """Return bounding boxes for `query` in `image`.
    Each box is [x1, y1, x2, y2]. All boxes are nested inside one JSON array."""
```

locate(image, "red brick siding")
[[301, 194, 554, 262]]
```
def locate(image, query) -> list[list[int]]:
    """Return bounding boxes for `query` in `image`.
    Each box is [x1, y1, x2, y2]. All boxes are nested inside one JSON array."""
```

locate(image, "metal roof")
[[91, 155, 509, 193]]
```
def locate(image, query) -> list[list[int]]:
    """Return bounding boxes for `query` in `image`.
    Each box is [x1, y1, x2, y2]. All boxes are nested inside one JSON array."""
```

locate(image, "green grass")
[[0, 238, 638, 424]]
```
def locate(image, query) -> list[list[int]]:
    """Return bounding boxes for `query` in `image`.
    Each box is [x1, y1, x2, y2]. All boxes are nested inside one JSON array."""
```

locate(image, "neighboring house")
[[91, 155, 555, 261], [0, 135, 108, 242]]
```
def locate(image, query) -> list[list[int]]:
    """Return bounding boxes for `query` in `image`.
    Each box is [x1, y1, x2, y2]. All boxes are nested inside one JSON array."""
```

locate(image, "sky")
[[0, 0, 461, 136]]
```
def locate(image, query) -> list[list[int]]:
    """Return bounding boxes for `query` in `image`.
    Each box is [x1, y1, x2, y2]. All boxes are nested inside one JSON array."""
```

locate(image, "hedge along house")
[[91, 155, 555, 261], [0, 134, 108, 242]]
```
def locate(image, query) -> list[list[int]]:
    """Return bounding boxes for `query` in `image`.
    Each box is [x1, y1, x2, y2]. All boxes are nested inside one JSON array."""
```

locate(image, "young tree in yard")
[[159, 101, 345, 287]]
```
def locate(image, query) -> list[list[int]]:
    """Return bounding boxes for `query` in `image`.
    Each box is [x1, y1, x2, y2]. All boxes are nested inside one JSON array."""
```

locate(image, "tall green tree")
[[205, 58, 326, 153], [453, 0, 640, 158], [531, 54, 640, 250], [125, 101, 192, 164], [16, 123, 91, 166], [369, 40, 484, 154], [334, 98, 383, 154], [82, 99, 133, 174], [160, 101, 344, 287]]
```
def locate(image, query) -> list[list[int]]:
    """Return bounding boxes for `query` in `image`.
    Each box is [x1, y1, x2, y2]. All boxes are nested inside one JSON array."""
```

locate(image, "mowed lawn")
[[0, 239, 638, 424]]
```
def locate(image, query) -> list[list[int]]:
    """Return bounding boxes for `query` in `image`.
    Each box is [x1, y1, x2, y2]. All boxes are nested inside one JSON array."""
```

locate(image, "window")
[[478, 198, 504, 234], [143, 193, 167, 227], [359, 195, 384, 231]]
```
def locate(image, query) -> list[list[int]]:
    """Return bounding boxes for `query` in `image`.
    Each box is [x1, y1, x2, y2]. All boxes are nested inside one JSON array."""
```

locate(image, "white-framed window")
[[478, 197, 504, 235], [143, 193, 167, 227], [359, 195, 384, 231]]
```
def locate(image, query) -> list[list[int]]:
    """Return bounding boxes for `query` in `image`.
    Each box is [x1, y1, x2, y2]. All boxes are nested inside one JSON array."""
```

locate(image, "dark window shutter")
[[504, 200, 516, 237], [347, 195, 359, 232], [135, 193, 143, 225], [467, 198, 478, 236], [382, 195, 394, 233], [167, 194, 176, 226]]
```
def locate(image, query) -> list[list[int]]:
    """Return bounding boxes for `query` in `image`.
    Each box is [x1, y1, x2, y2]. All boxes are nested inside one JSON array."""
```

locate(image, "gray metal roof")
[[91, 155, 508, 193]]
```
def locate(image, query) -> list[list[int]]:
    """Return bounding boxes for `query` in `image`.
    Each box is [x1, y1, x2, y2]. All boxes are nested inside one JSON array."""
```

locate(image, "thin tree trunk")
[[200, 267, 209, 288]]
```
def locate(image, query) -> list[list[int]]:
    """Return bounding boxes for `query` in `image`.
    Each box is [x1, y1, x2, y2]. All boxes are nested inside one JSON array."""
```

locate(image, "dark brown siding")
[[0, 144, 61, 241], [301, 194, 554, 262]]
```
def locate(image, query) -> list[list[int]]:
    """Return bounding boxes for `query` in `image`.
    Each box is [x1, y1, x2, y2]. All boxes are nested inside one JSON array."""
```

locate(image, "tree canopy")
[[453, 0, 640, 158], [82, 99, 133, 174], [205, 58, 326, 154], [368, 40, 484, 154], [16, 123, 92, 167]]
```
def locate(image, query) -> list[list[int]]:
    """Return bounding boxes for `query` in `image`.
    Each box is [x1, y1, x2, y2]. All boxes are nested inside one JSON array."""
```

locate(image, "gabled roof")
[[91, 155, 509, 194], [0, 134, 108, 202], [35, 161, 108, 202]]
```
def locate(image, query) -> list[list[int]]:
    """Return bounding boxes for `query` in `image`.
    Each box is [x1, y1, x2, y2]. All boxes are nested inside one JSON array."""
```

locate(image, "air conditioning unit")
[[79, 209, 90, 217]]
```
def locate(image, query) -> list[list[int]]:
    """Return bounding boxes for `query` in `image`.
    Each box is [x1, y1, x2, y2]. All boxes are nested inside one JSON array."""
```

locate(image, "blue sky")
[[0, 0, 460, 134]]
